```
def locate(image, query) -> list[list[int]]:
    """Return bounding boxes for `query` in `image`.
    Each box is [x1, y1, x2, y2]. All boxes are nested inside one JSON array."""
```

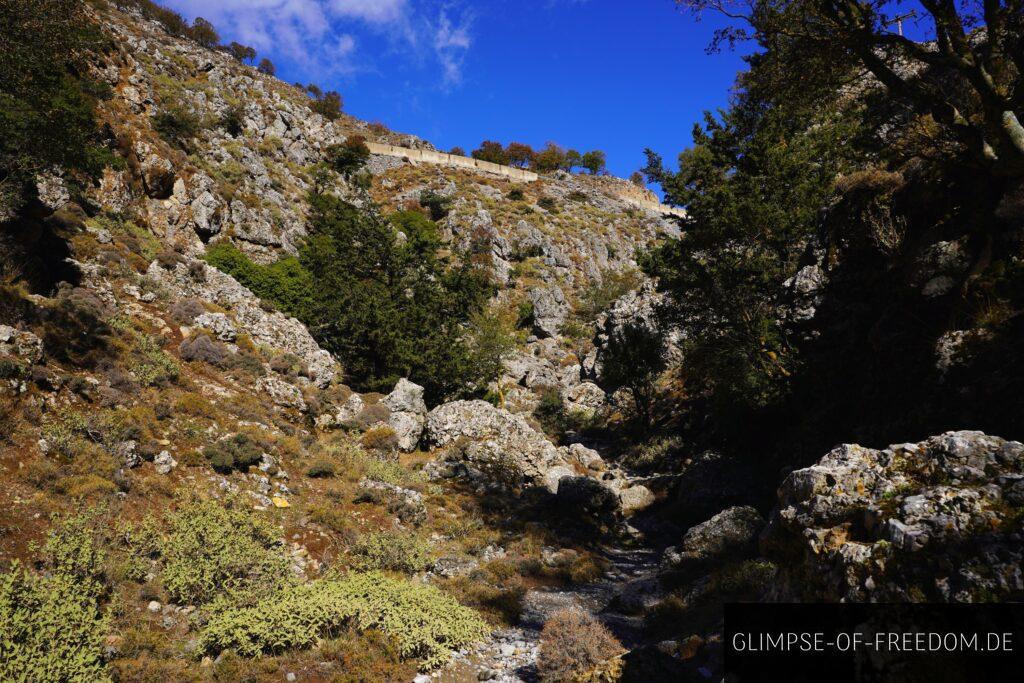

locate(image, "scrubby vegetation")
[[198, 572, 489, 671], [536, 608, 623, 681], [0, 563, 110, 683]]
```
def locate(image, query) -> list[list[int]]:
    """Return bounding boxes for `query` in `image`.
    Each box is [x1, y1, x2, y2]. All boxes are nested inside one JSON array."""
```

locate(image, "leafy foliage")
[[642, 49, 863, 415], [197, 571, 489, 671], [0, 0, 113, 218], [600, 321, 666, 430], [0, 563, 110, 683], [325, 136, 370, 178], [298, 199, 493, 401], [202, 433, 264, 473], [152, 105, 203, 150], [351, 530, 432, 573], [310, 90, 343, 121], [160, 499, 290, 605], [471, 140, 508, 165], [203, 242, 314, 318]]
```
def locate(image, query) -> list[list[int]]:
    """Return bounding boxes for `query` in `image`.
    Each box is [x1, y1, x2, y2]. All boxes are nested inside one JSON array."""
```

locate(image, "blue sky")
[[162, 0, 749, 182]]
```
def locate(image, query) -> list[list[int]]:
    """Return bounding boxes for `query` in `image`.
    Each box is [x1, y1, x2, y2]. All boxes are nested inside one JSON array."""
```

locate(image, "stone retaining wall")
[[365, 142, 687, 218]]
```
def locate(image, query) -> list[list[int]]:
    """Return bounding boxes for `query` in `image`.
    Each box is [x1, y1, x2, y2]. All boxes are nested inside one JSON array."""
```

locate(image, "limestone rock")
[[528, 285, 568, 339], [425, 400, 567, 487], [0, 326, 43, 364], [194, 312, 237, 342], [762, 431, 1024, 602], [256, 376, 306, 411], [663, 506, 764, 571], [382, 378, 427, 415]]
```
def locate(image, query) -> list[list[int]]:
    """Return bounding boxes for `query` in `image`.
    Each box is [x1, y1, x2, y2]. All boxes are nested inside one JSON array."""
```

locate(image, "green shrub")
[[352, 530, 432, 573], [534, 388, 566, 437], [132, 335, 180, 387], [306, 458, 337, 478], [325, 136, 369, 178], [0, 563, 110, 683], [39, 287, 113, 368], [311, 91, 343, 121], [418, 190, 452, 221], [218, 104, 245, 137], [40, 510, 108, 588], [198, 571, 489, 670], [360, 425, 398, 452], [203, 242, 314, 320], [152, 105, 202, 150], [202, 433, 263, 473], [161, 499, 289, 605], [574, 268, 644, 324], [537, 197, 557, 212], [507, 188, 525, 201]]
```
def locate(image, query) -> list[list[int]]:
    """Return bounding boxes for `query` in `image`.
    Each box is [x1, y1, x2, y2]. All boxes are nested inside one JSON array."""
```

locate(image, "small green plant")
[[160, 498, 290, 605], [152, 105, 202, 150], [0, 562, 110, 683], [351, 530, 432, 573], [133, 335, 180, 387], [198, 571, 488, 671], [202, 433, 264, 473], [507, 187, 525, 201], [418, 190, 452, 221], [306, 457, 337, 478], [40, 510, 108, 589]]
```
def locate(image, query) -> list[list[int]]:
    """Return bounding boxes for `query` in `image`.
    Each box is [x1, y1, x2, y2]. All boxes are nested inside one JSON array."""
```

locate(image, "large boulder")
[[0, 326, 43, 365], [383, 378, 427, 451], [528, 285, 568, 338], [663, 506, 764, 571], [761, 431, 1024, 602], [425, 400, 567, 487]]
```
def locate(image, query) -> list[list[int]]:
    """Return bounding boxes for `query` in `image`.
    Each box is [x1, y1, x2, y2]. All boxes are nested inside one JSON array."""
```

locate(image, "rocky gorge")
[[1, 1, 1023, 682]]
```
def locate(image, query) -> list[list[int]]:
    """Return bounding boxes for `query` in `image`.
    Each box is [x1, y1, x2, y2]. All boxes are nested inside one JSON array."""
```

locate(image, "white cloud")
[[163, 0, 472, 86], [328, 0, 408, 24], [433, 9, 473, 87]]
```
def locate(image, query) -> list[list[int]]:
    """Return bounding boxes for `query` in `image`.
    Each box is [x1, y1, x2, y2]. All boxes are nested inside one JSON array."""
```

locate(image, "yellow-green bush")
[[0, 562, 110, 683], [351, 530, 432, 573], [198, 571, 489, 670], [40, 510, 108, 588], [161, 499, 289, 605]]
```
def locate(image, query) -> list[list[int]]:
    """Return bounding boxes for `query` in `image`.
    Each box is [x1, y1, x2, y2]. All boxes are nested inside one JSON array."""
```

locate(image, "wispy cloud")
[[163, 0, 472, 86], [433, 8, 473, 88]]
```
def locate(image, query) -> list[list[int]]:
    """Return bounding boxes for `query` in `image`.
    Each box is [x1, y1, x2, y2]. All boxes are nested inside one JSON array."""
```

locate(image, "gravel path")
[[429, 545, 663, 683]]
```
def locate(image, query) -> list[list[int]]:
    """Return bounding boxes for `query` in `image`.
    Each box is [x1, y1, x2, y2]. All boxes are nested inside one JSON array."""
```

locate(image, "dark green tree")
[[534, 142, 568, 173], [190, 17, 219, 49], [226, 42, 256, 63], [257, 58, 276, 76], [601, 321, 667, 431], [676, 0, 1024, 177], [581, 150, 606, 175], [311, 90, 343, 121], [505, 142, 535, 168], [324, 136, 370, 179], [299, 199, 493, 401], [0, 0, 113, 219]]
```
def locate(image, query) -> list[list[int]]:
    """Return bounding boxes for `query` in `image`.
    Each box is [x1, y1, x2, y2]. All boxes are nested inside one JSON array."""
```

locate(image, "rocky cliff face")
[[72, 5, 677, 291]]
